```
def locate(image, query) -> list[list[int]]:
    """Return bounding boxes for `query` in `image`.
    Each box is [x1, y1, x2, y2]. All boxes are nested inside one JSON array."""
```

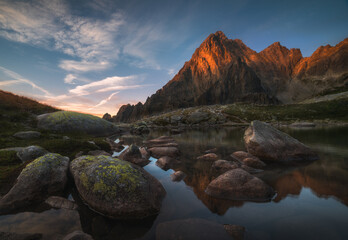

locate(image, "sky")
[[0, 0, 347, 116]]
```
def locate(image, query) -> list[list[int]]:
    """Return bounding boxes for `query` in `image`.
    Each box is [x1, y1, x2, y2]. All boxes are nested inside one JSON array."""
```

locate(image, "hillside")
[[114, 31, 348, 123]]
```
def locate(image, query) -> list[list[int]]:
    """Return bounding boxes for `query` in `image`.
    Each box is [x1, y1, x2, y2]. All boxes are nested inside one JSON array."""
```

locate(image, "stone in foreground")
[[70, 155, 166, 219], [37, 111, 120, 136], [13, 131, 41, 139], [205, 168, 275, 201], [0, 153, 69, 214], [156, 218, 232, 240], [244, 120, 319, 162]]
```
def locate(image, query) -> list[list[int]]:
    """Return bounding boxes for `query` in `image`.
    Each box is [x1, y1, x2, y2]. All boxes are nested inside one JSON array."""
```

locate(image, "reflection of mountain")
[[262, 159, 348, 206]]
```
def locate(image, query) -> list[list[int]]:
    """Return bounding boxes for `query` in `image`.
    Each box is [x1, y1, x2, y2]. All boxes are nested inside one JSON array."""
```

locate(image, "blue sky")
[[0, 0, 347, 116]]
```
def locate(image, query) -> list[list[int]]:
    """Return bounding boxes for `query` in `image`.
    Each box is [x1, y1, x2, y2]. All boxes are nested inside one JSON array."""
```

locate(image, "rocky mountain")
[[114, 31, 348, 122]]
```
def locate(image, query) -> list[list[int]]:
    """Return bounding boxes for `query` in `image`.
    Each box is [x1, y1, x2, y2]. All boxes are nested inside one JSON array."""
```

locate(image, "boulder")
[[156, 218, 232, 240], [244, 121, 319, 162], [197, 153, 218, 161], [87, 150, 111, 156], [242, 157, 266, 169], [70, 155, 166, 219], [0, 232, 42, 240], [170, 171, 186, 182], [62, 231, 93, 240], [212, 160, 238, 173], [156, 156, 178, 171], [119, 144, 149, 167], [37, 111, 120, 136], [17, 146, 49, 163], [45, 196, 78, 210], [0, 153, 69, 214], [205, 168, 275, 201], [13, 131, 41, 140], [148, 147, 180, 158]]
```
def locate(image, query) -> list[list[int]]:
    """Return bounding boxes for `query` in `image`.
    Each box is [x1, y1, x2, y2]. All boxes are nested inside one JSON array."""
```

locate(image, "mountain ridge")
[[114, 31, 348, 122]]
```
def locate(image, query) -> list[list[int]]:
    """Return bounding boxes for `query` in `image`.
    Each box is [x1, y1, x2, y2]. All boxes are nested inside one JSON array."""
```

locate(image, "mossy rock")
[[0, 153, 69, 214], [37, 111, 120, 136], [70, 155, 166, 219]]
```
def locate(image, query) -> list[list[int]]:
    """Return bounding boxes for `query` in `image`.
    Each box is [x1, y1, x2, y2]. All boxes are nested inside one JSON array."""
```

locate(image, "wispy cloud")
[[89, 91, 119, 109], [0, 66, 51, 96]]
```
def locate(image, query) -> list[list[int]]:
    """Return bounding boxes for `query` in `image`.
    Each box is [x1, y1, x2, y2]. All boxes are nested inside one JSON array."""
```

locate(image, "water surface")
[[0, 126, 347, 240]]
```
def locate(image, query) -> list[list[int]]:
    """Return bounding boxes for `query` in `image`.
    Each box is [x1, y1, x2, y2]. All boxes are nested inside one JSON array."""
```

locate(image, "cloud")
[[0, 0, 123, 73], [89, 91, 119, 109], [0, 66, 51, 96]]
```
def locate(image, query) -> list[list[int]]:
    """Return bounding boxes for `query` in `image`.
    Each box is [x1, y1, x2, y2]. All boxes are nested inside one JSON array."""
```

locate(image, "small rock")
[[212, 160, 238, 173], [17, 146, 49, 163], [170, 171, 186, 181], [197, 153, 218, 161], [13, 131, 41, 140], [119, 144, 150, 167], [205, 168, 275, 201], [45, 196, 78, 210], [223, 224, 245, 240], [148, 147, 180, 158], [231, 151, 254, 162], [242, 157, 266, 169], [139, 147, 150, 160], [205, 148, 218, 154], [62, 231, 93, 240], [156, 156, 178, 171], [62, 136, 70, 140]]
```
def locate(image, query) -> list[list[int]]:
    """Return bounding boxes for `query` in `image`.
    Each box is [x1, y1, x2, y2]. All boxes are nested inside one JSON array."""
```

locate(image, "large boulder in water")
[[205, 168, 275, 201], [70, 155, 166, 219], [37, 111, 120, 136], [244, 120, 319, 163], [0, 153, 69, 214]]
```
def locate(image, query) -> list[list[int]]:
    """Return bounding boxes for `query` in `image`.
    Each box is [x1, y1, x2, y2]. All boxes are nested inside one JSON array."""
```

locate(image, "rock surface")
[[87, 150, 111, 156], [70, 155, 166, 219], [223, 224, 245, 240], [13, 131, 41, 139], [170, 171, 186, 182], [197, 153, 218, 161], [156, 218, 232, 240], [0, 153, 69, 214], [205, 168, 275, 201], [148, 147, 180, 158], [212, 160, 238, 173], [37, 111, 120, 136], [119, 144, 149, 167], [62, 231, 93, 240], [17, 146, 49, 163], [244, 120, 319, 162], [45, 196, 78, 210], [156, 156, 178, 171]]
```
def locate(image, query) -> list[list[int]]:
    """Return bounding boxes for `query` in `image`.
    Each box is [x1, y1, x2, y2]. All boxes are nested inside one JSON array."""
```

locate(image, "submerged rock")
[[37, 111, 120, 136], [13, 131, 41, 140], [62, 231, 93, 240], [17, 146, 49, 163], [197, 153, 218, 161], [205, 168, 275, 201], [119, 144, 149, 167], [156, 218, 232, 240], [170, 171, 186, 182], [223, 224, 245, 240], [244, 121, 319, 162], [0, 153, 69, 214], [70, 155, 166, 219]]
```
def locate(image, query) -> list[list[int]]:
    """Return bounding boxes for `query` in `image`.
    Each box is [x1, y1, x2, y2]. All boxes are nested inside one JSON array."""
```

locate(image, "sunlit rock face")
[[115, 32, 348, 123]]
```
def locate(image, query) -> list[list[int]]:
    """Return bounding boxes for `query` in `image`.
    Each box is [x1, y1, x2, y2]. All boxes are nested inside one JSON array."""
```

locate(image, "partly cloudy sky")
[[0, 0, 347, 116]]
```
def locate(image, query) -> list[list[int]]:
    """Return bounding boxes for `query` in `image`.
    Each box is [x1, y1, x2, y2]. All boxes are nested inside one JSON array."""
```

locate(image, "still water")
[[0, 126, 348, 239]]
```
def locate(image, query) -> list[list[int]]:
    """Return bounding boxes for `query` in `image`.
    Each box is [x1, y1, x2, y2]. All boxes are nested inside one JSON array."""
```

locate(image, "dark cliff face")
[[114, 32, 348, 122]]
